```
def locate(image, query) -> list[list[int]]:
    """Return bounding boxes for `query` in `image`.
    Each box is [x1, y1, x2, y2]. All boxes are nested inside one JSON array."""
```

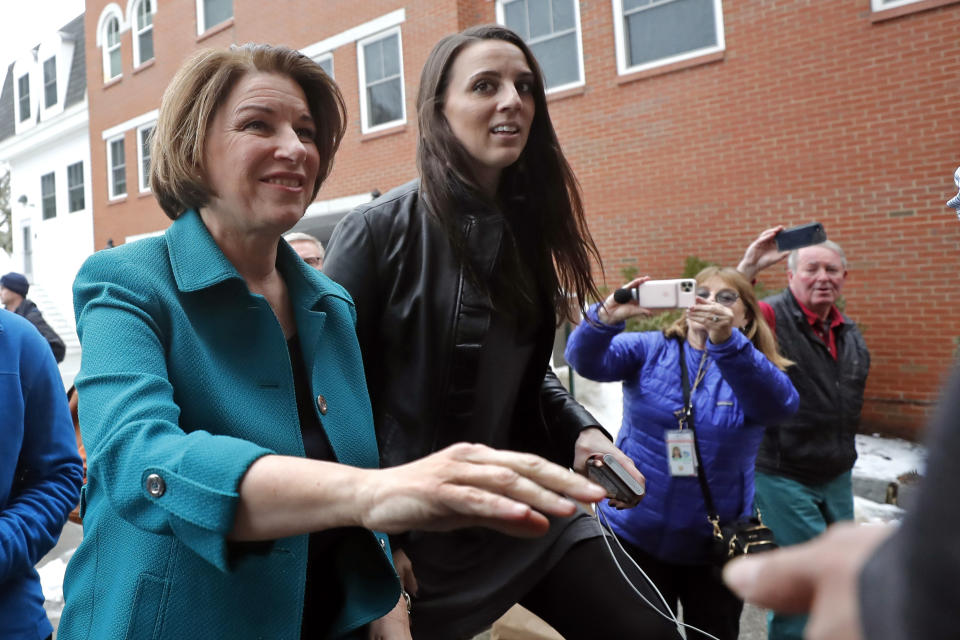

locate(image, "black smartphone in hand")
[[586, 454, 645, 508], [775, 222, 827, 252]]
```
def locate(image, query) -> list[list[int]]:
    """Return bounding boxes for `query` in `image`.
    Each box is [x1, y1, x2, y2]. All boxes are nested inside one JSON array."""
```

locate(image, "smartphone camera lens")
[[681, 281, 693, 292]]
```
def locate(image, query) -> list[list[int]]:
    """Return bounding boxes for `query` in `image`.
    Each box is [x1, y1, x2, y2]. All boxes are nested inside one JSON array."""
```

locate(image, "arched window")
[[104, 16, 122, 81], [133, 0, 155, 67]]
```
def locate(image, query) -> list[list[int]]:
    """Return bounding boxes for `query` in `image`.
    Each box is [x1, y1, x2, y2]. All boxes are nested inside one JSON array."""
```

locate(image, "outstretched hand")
[[361, 443, 607, 538], [737, 226, 788, 281], [723, 522, 893, 640], [597, 276, 654, 325]]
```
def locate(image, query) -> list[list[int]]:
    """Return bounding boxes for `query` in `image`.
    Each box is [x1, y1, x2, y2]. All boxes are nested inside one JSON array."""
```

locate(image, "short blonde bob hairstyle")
[[150, 43, 346, 220], [664, 266, 793, 371]]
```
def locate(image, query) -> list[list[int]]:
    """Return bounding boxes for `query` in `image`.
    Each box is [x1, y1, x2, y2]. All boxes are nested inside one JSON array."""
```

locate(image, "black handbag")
[[675, 338, 778, 565]]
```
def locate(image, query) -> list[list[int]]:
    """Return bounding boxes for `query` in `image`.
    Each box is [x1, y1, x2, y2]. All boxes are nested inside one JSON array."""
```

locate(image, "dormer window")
[[43, 57, 57, 108], [17, 74, 30, 122]]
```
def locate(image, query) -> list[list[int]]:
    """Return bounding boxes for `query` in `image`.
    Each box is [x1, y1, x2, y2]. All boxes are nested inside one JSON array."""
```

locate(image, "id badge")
[[665, 429, 697, 477]]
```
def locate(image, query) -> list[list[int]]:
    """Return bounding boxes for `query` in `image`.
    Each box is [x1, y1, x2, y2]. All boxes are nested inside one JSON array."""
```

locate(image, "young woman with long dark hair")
[[325, 25, 680, 640]]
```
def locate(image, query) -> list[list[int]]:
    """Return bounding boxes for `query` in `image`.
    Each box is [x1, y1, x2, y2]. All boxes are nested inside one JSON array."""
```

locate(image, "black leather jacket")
[[324, 180, 603, 469], [755, 289, 870, 484]]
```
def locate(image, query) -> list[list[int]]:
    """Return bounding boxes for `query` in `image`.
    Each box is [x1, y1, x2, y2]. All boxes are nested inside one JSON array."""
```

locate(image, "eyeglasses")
[[302, 257, 322, 267], [695, 287, 740, 306]]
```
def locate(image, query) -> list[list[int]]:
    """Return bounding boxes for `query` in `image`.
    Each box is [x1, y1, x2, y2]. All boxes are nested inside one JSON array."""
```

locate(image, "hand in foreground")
[[723, 522, 893, 640], [736, 226, 788, 281], [361, 443, 608, 538], [686, 296, 736, 345], [368, 596, 412, 640], [573, 427, 645, 509], [597, 276, 654, 325]]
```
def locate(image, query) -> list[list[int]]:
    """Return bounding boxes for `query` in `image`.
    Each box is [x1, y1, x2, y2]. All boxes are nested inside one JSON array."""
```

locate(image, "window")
[[43, 57, 57, 108], [358, 29, 406, 133], [137, 124, 154, 192], [134, 0, 155, 66], [499, 0, 584, 91], [108, 136, 127, 198], [613, 0, 725, 75], [67, 162, 85, 212], [199, 0, 233, 33], [17, 74, 30, 122], [871, 0, 926, 9], [315, 54, 333, 79], [104, 16, 122, 81], [41, 172, 56, 220]]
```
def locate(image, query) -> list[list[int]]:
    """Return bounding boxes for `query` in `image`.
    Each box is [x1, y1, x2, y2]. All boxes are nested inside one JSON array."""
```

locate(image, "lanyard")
[[674, 345, 709, 431]]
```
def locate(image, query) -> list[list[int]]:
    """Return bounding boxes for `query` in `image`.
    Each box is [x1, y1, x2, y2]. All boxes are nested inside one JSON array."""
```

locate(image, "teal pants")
[[754, 471, 854, 640]]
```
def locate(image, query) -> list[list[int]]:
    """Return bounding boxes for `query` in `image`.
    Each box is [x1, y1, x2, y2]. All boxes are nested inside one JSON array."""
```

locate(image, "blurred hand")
[[723, 522, 893, 640], [573, 427, 645, 509], [368, 595, 412, 640], [686, 297, 736, 345], [392, 549, 418, 596], [597, 276, 654, 325], [360, 443, 607, 537], [737, 226, 788, 281]]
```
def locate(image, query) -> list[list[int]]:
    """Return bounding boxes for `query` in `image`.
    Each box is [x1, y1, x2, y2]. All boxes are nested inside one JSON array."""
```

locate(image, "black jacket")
[[323, 180, 602, 469], [755, 289, 870, 484], [15, 298, 66, 363]]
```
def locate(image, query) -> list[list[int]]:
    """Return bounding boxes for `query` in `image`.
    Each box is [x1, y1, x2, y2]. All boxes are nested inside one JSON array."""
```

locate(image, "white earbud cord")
[[595, 506, 722, 640]]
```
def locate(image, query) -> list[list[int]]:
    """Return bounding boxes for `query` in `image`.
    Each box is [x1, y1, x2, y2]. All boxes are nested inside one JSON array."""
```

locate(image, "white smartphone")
[[613, 278, 696, 308]]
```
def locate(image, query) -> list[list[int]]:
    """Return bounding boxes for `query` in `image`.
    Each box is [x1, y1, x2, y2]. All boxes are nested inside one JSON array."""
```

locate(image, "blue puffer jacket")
[[565, 304, 798, 564]]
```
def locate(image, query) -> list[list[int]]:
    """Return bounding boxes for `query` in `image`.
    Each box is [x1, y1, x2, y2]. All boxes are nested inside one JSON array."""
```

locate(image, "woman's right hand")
[[359, 443, 607, 538], [597, 276, 654, 325]]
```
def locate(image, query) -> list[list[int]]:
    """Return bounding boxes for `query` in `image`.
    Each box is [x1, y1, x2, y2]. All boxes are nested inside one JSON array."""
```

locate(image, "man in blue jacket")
[[0, 309, 83, 640]]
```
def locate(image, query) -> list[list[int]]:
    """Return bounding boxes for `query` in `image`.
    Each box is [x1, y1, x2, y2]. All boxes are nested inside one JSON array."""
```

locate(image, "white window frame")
[[107, 134, 127, 200], [41, 172, 57, 220], [137, 123, 155, 193], [130, 0, 156, 67], [16, 73, 30, 122], [43, 57, 57, 108], [196, 0, 233, 35], [356, 27, 407, 135], [870, 0, 927, 9], [67, 161, 86, 213], [496, 0, 585, 94], [102, 14, 123, 82], [611, 0, 725, 76], [314, 52, 334, 79]]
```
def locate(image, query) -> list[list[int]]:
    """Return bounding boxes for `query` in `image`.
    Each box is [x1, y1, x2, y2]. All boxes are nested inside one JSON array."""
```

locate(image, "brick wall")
[[83, 0, 960, 436]]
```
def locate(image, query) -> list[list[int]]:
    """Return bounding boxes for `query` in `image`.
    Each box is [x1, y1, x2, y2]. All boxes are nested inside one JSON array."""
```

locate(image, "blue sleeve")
[[0, 323, 83, 582], [564, 303, 650, 382], [707, 330, 799, 424], [73, 251, 273, 572]]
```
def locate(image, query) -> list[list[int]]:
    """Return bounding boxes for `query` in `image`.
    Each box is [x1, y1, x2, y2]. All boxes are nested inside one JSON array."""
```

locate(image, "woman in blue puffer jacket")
[[565, 266, 798, 640]]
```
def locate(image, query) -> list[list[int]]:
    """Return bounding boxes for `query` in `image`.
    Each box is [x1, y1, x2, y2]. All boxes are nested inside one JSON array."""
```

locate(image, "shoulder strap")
[[675, 338, 721, 526]]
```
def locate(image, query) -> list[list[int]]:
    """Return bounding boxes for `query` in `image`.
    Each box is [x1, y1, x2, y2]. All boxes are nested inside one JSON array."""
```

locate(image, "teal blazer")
[[59, 210, 399, 639]]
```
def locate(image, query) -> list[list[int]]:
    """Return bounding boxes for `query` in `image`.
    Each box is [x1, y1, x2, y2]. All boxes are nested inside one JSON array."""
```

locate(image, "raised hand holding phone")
[[597, 276, 654, 324]]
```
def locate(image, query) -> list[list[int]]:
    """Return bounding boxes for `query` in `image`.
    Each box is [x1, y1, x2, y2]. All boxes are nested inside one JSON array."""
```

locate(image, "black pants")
[[618, 541, 743, 640], [518, 537, 682, 640]]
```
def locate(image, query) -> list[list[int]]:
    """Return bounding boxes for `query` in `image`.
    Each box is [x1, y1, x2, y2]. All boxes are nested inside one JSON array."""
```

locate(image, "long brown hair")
[[416, 25, 601, 323], [664, 267, 793, 371]]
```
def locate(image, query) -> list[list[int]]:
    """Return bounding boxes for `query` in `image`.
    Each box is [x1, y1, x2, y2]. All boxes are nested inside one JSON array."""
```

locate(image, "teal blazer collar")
[[164, 209, 345, 309]]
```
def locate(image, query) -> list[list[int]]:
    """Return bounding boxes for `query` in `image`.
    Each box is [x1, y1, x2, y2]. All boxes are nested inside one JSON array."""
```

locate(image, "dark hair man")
[[0, 272, 66, 363]]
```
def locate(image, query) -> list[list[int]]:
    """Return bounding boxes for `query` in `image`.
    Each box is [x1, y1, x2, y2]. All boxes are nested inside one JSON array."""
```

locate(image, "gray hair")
[[788, 239, 847, 271], [283, 232, 324, 257]]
